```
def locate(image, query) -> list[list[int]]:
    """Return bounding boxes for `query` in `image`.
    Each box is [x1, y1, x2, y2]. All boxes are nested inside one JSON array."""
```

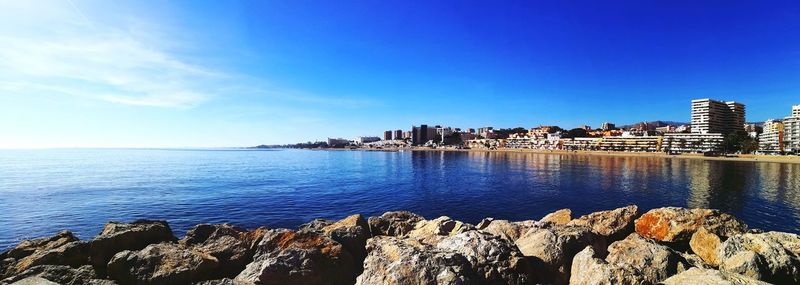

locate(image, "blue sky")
[[1, 0, 799, 148]]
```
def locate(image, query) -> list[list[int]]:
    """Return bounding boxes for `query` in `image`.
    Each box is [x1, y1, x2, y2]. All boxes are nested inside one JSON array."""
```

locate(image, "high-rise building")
[[383, 130, 392, 141], [690, 99, 746, 135], [393, 130, 403, 140], [759, 119, 784, 153], [477, 127, 494, 139], [601, 122, 616, 131], [411, 125, 429, 145], [784, 105, 800, 153]]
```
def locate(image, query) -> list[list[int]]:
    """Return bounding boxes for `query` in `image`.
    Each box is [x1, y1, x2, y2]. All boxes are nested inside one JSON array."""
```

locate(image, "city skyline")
[[2, 1, 800, 148]]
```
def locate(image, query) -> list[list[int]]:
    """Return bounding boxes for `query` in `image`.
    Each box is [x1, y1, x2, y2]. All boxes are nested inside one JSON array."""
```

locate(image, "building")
[[477, 127, 495, 139], [661, 133, 725, 154], [411, 125, 437, 145], [327, 138, 350, 147], [759, 119, 784, 154], [691, 99, 745, 135], [580, 125, 592, 131], [601, 122, 616, 131], [383, 130, 393, 141], [528, 126, 555, 138], [393, 130, 403, 140], [354, 136, 381, 145], [655, 125, 676, 133], [784, 105, 800, 153]]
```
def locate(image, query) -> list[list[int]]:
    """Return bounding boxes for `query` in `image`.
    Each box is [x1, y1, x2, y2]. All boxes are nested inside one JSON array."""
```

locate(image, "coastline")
[[309, 147, 800, 164]]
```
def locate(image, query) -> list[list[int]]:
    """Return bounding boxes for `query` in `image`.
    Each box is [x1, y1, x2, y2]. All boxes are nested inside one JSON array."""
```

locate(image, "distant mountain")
[[618, 120, 688, 129]]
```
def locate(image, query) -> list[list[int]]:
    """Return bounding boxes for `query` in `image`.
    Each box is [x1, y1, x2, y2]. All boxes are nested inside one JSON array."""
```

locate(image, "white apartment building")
[[785, 105, 800, 153], [759, 119, 784, 154], [661, 133, 725, 154], [691, 99, 745, 135]]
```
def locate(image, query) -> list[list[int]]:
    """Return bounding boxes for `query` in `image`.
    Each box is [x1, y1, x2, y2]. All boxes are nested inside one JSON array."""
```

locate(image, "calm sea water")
[[1, 148, 799, 250]]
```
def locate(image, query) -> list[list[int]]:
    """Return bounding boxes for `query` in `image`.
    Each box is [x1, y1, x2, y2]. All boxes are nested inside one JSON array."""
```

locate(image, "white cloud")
[[0, 0, 217, 109]]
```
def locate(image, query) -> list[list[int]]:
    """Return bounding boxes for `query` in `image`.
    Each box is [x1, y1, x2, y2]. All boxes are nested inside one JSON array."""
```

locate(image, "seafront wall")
[[1, 206, 798, 284]]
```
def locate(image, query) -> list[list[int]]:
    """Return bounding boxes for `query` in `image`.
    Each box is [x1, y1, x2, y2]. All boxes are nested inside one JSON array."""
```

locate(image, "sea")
[[1, 148, 799, 250]]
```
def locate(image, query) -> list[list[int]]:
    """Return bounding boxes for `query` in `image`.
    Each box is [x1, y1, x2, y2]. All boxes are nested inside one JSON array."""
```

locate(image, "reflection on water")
[[0, 149, 799, 250]]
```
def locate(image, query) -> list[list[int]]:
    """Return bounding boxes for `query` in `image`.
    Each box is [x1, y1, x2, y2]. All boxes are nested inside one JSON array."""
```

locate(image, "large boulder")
[[604, 233, 689, 284], [106, 243, 219, 285], [355, 236, 475, 285], [367, 211, 424, 237], [660, 267, 770, 285], [320, 214, 371, 262], [635, 207, 745, 246], [89, 220, 177, 275], [567, 205, 638, 242], [436, 231, 537, 284], [406, 216, 475, 245], [179, 224, 266, 279], [0, 231, 89, 279], [234, 229, 358, 285], [569, 246, 646, 285], [0, 265, 113, 285], [717, 233, 800, 284], [514, 224, 606, 284], [541, 209, 572, 225], [690, 226, 725, 266]]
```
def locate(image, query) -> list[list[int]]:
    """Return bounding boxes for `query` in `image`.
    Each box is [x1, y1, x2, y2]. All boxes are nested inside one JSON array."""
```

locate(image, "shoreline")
[[308, 147, 800, 164]]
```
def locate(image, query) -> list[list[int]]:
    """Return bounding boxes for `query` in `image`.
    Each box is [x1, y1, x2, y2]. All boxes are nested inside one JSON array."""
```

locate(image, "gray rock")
[[0, 231, 89, 279], [567, 205, 638, 242], [436, 231, 537, 284], [235, 229, 358, 285], [717, 233, 800, 284], [194, 278, 253, 285], [515, 224, 606, 284], [476, 219, 536, 242], [0, 265, 110, 285], [720, 251, 767, 281], [604, 233, 689, 284], [8, 277, 59, 285], [367, 211, 424, 237], [406, 216, 475, 245], [320, 214, 371, 262], [355, 236, 475, 285], [89, 220, 176, 276], [660, 267, 770, 285], [106, 243, 219, 285], [297, 219, 333, 233], [179, 224, 266, 278], [569, 246, 645, 285]]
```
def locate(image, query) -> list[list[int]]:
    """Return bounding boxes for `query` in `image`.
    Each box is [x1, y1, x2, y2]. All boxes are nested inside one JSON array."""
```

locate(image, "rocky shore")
[[2, 206, 799, 285]]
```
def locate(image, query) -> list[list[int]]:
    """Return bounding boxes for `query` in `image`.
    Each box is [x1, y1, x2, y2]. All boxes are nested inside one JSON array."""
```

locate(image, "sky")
[[1, 0, 799, 148]]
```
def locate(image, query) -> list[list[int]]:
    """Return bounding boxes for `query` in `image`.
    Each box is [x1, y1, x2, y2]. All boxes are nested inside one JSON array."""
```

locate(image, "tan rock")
[[541, 209, 572, 225], [691, 226, 723, 266], [605, 233, 690, 284], [569, 246, 646, 285], [476, 219, 535, 241], [635, 207, 745, 244], [717, 232, 800, 284], [321, 214, 371, 261], [720, 251, 766, 281], [0, 231, 89, 279], [367, 211, 423, 237], [406, 216, 475, 244], [436, 231, 537, 284], [179, 224, 266, 279], [106, 243, 219, 285], [661, 267, 770, 285], [355, 236, 474, 285], [89, 220, 177, 276], [515, 225, 606, 284], [568, 205, 638, 241]]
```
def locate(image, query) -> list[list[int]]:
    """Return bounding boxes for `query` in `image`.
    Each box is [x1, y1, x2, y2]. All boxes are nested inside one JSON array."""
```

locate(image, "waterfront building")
[[655, 125, 676, 133], [383, 130, 392, 141], [528, 126, 555, 138], [691, 99, 746, 135], [411, 125, 429, 145], [327, 138, 350, 147], [354, 136, 381, 145], [784, 105, 800, 153], [402, 131, 412, 139], [661, 133, 725, 154], [477, 127, 495, 139], [759, 119, 784, 154], [601, 122, 616, 131], [675, 125, 691, 133], [465, 139, 505, 149], [393, 130, 403, 140]]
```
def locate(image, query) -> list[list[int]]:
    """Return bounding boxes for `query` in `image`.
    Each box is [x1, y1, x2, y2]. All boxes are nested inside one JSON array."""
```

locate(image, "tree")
[[723, 130, 758, 154], [563, 128, 589, 138], [548, 126, 564, 133]]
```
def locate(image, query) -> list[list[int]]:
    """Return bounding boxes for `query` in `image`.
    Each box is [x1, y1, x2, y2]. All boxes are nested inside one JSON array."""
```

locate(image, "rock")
[[541, 209, 572, 225], [515, 224, 606, 284], [106, 243, 219, 285], [661, 267, 770, 285], [235, 229, 358, 285], [436, 231, 537, 284], [0, 231, 89, 279], [764, 231, 800, 256], [406, 216, 475, 244], [89, 220, 177, 276], [719, 251, 767, 281], [321, 214, 371, 262], [355, 236, 475, 285], [682, 252, 712, 269], [691, 226, 724, 266], [297, 219, 333, 233], [0, 265, 111, 285], [367, 211, 424, 237], [194, 278, 253, 285], [476, 219, 533, 242], [569, 246, 645, 285], [180, 224, 266, 278], [717, 233, 800, 284], [604, 233, 690, 284], [8, 277, 60, 285], [568, 205, 638, 241], [634, 207, 745, 245]]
